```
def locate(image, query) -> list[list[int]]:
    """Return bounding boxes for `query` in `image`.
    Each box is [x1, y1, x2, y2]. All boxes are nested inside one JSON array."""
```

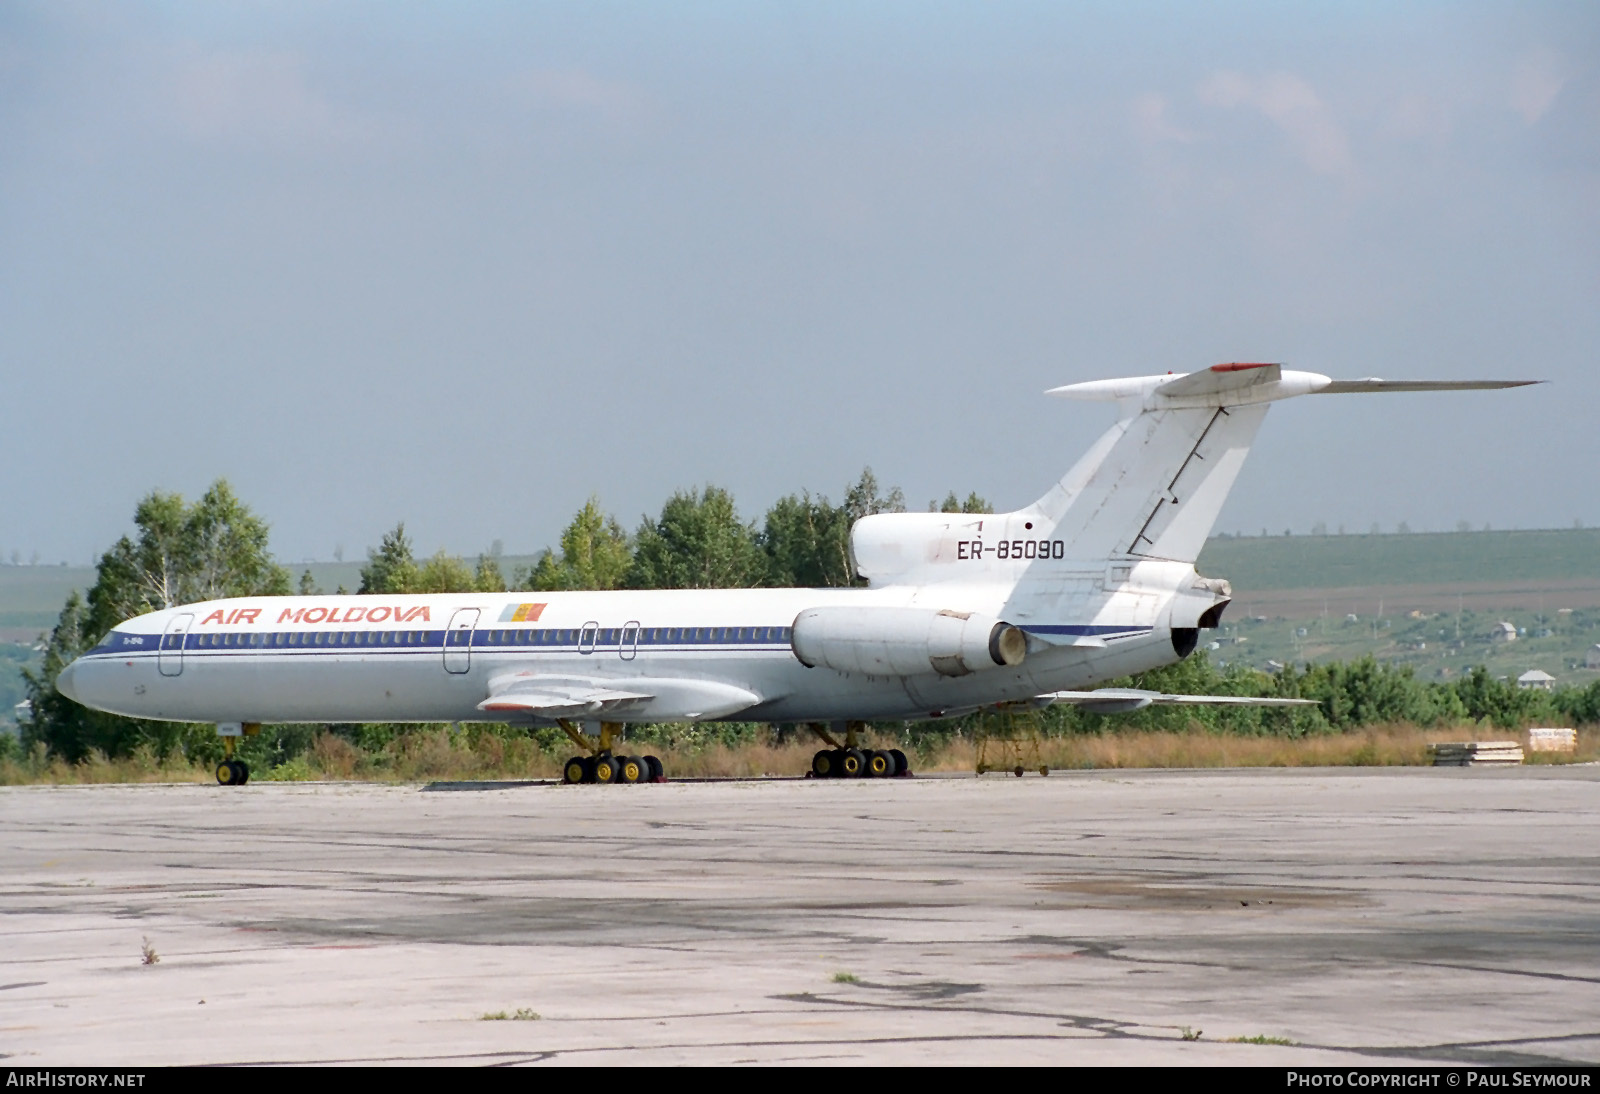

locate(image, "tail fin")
[[849, 364, 1535, 586], [1035, 364, 1537, 565]]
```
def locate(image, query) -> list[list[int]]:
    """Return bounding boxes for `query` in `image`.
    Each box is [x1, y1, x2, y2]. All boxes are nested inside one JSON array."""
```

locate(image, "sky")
[[2, 2, 1596, 566]]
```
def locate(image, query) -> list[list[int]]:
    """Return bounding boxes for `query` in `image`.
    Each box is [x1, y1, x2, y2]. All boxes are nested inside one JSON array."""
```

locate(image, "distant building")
[[1586, 645, 1600, 670], [1517, 670, 1555, 691], [1489, 621, 1518, 642]]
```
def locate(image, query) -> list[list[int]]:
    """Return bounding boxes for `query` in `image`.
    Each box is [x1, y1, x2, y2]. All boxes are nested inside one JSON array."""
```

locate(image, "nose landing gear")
[[807, 722, 911, 779], [213, 722, 258, 786]]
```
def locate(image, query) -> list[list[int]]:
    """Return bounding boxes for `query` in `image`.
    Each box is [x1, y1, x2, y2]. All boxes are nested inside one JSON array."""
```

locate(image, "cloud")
[[1131, 92, 1198, 144], [503, 68, 644, 119], [1199, 70, 1351, 175], [1509, 47, 1567, 124], [168, 48, 370, 147]]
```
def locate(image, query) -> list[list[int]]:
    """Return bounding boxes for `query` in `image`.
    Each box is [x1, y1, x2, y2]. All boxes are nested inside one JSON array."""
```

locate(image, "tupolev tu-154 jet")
[[56, 363, 1534, 785]]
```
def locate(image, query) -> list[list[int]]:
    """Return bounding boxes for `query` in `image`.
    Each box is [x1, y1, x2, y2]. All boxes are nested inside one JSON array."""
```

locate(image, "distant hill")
[[1197, 528, 1600, 591]]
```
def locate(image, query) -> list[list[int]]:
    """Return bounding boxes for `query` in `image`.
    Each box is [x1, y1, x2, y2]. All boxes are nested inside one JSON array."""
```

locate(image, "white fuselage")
[[59, 576, 1192, 727]]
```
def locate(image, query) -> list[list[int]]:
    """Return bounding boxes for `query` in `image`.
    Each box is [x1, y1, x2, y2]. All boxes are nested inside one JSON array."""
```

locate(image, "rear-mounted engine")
[[791, 606, 1027, 678]]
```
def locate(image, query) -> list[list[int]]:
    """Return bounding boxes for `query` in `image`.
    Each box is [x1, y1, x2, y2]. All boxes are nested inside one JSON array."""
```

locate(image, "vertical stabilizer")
[[1030, 401, 1269, 563]]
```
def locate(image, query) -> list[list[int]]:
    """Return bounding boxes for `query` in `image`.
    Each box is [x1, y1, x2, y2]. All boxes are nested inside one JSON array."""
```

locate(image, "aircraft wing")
[[479, 678, 655, 718], [1039, 688, 1319, 715], [478, 672, 763, 721]]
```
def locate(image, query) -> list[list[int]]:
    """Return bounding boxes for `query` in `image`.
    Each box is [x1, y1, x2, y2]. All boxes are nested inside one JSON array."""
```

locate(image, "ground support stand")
[[974, 706, 1049, 777]]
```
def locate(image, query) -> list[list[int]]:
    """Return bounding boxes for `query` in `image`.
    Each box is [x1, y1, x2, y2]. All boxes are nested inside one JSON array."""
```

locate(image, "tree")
[[931, 491, 992, 514], [26, 481, 290, 760], [359, 523, 420, 594], [21, 591, 100, 760], [843, 467, 906, 523], [415, 550, 475, 593], [627, 486, 768, 589], [762, 491, 854, 587], [528, 498, 633, 591], [82, 482, 290, 642], [763, 469, 918, 588], [473, 555, 507, 593]]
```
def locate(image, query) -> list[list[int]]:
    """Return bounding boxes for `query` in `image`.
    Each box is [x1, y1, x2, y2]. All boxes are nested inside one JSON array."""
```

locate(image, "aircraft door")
[[619, 621, 639, 661], [444, 608, 480, 674], [578, 622, 599, 655], [159, 613, 193, 677]]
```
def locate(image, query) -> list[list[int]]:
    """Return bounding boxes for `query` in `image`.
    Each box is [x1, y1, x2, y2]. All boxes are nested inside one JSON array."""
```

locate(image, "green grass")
[[1226, 1034, 1296, 1045], [479, 1008, 540, 1021], [831, 971, 859, 983]]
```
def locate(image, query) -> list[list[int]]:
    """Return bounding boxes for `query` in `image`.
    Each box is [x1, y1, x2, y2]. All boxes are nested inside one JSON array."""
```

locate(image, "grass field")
[[3, 723, 1592, 785]]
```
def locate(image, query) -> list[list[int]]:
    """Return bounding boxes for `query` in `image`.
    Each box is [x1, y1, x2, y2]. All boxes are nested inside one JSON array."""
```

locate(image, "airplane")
[[55, 363, 1535, 786]]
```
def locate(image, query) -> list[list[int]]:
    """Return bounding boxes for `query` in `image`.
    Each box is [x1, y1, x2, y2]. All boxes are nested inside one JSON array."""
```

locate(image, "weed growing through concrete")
[[1226, 1035, 1295, 1045], [479, 1009, 540, 1021], [831, 971, 859, 983], [140, 937, 158, 965], [1180, 1027, 1202, 1041]]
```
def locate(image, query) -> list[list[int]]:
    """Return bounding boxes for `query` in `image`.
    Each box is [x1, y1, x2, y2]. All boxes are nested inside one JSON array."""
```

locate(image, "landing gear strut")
[[807, 721, 910, 779], [557, 720, 664, 785], [213, 722, 258, 786]]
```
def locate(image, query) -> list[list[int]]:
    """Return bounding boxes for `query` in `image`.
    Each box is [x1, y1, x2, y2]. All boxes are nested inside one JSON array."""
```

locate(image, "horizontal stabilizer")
[[1155, 362, 1281, 397], [1317, 379, 1541, 394], [1039, 687, 1318, 715]]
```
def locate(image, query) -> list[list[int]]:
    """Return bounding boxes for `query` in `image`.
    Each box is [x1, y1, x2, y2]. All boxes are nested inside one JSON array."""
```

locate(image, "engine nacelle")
[[791, 606, 1027, 678]]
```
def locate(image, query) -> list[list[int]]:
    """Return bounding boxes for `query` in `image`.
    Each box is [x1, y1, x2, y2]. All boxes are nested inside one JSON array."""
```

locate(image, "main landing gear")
[[213, 722, 259, 786], [557, 720, 665, 785], [806, 722, 911, 779]]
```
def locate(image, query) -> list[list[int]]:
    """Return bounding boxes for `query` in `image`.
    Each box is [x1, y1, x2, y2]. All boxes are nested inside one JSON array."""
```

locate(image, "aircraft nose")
[[56, 660, 81, 703]]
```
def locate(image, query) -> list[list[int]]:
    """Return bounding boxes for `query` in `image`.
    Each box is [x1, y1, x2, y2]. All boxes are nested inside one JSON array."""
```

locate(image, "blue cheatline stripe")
[[83, 624, 800, 659], [84, 621, 1155, 660]]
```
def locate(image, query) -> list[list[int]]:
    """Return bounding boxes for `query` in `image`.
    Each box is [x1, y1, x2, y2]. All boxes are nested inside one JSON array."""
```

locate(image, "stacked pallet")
[[1431, 741, 1524, 767], [1528, 728, 1577, 753]]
